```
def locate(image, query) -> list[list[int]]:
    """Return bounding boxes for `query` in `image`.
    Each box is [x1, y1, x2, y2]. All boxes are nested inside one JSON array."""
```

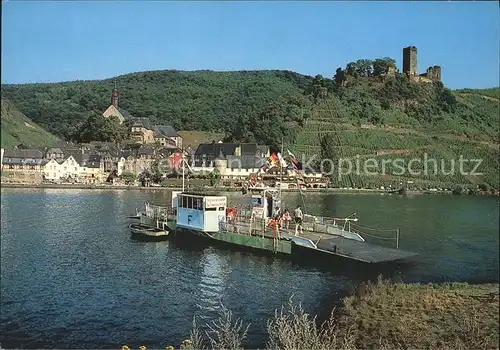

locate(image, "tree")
[[249, 97, 307, 147], [345, 60, 374, 78], [320, 134, 337, 175], [478, 183, 490, 192], [139, 169, 151, 186], [120, 172, 137, 184], [354, 59, 374, 77], [333, 68, 347, 86], [72, 112, 128, 143], [346, 62, 358, 77], [311, 75, 328, 101], [363, 104, 384, 125], [373, 57, 397, 76], [230, 115, 254, 142], [209, 168, 221, 187], [150, 160, 164, 183]]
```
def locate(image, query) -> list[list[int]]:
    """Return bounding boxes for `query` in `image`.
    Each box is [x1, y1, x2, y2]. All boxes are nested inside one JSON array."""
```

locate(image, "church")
[[102, 88, 133, 124]]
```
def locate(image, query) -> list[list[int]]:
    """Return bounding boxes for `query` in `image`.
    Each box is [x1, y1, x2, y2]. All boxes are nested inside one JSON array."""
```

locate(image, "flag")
[[268, 153, 279, 167], [277, 153, 287, 168], [288, 161, 299, 171], [287, 149, 299, 166]]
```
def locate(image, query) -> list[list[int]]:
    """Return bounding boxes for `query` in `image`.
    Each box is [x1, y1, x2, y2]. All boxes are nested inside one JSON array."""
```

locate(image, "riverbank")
[[140, 280, 499, 350], [0, 182, 401, 193], [0, 182, 425, 194], [2, 182, 498, 196]]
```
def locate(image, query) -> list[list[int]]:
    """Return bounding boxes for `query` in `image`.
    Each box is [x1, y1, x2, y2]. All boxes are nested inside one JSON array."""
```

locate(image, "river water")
[[1, 188, 498, 348]]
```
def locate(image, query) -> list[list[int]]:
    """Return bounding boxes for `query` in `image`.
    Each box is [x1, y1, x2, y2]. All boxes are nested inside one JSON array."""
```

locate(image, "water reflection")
[[0, 188, 498, 349], [197, 250, 229, 312]]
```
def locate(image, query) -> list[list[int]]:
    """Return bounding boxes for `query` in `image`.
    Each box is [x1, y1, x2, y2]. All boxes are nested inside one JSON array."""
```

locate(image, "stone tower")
[[214, 150, 227, 176], [403, 46, 418, 76], [432, 65, 441, 81], [111, 80, 119, 108], [111, 89, 119, 108]]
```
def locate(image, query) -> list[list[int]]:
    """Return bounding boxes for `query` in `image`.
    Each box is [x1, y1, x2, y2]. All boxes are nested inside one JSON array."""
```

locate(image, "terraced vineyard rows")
[[290, 100, 498, 189]]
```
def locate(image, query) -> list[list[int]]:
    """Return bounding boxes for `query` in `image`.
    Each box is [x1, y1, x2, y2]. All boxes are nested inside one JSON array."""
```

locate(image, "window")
[[29, 165, 35, 170], [19, 165, 24, 169], [8, 165, 14, 169], [74, 167, 77, 171], [187, 197, 193, 209], [194, 197, 202, 210]]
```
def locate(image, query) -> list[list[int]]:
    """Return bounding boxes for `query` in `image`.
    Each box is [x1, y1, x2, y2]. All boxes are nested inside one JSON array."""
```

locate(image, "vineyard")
[[287, 98, 499, 189]]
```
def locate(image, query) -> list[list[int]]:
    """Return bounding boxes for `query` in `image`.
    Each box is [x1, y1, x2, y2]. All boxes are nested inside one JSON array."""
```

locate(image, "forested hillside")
[[1, 64, 498, 188], [0, 70, 312, 140], [1, 99, 60, 149]]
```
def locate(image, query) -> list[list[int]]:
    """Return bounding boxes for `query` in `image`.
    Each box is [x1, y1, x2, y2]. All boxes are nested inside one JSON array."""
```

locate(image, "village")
[[0, 89, 329, 189]]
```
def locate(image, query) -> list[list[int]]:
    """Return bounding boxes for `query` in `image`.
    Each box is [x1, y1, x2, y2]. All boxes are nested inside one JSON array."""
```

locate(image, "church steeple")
[[111, 79, 119, 108]]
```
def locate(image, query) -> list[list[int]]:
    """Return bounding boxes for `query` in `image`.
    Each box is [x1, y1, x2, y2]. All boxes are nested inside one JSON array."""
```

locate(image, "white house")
[[42, 155, 81, 181], [42, 158, 62, 181]]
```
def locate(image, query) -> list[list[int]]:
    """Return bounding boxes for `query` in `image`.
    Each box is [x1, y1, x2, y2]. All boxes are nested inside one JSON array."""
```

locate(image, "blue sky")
[[1, 1, 499, 89]]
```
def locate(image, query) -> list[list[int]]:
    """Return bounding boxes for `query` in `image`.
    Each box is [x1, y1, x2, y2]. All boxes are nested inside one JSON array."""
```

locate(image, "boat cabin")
[[249, 189, 281, 220], [176, 193, 227, 232]]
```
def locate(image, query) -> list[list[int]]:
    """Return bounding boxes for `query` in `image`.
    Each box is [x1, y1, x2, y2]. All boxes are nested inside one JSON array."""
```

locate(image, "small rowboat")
[[129, 223, 169, 239]]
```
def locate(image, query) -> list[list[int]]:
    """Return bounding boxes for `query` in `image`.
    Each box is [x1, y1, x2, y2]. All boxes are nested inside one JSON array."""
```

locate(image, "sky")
[[1, 1, 499, 89]]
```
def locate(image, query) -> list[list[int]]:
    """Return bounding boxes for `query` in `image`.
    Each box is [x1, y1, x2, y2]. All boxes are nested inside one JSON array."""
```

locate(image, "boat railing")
[[299, 214, 400, 247], [301, 214, 357, 235], [347, 222, 401, 249], [221, 212, 271, 236], [145, 204, 176, 221]]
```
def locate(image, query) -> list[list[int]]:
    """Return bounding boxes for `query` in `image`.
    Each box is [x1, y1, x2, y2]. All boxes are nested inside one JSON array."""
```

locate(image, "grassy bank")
[[122, 279, 499, 350]]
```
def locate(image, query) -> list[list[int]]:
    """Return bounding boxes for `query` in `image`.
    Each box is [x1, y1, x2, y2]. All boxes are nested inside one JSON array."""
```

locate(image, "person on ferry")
[[268, 214, 281, 239], [294, 205, 304, 236], [282, 209, 292, 229], [274, 207, 281, 219]]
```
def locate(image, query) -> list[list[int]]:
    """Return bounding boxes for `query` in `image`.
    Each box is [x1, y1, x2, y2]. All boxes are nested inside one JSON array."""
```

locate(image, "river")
[[1, 188, 498, 348]]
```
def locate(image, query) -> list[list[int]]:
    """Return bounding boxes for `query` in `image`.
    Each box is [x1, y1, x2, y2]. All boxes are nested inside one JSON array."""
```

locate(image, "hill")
[[287, 76, 499, 188], [1, 99, 60, 149], [0, 70, 313, 140], [1, 67, 498, 188]]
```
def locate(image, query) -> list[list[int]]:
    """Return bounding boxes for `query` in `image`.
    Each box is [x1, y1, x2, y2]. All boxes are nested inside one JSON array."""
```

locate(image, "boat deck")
[[303, 234, 416, 263], [224, 220, 416, 263]]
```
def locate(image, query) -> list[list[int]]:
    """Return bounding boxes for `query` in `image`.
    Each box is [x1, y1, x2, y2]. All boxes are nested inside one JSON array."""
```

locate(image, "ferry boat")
[[164, 190, 417, 264], [125, 149, 416, 263]]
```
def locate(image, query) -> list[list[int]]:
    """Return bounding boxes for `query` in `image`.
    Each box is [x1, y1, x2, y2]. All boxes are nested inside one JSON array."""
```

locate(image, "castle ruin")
[[403, 46, 418, 76], [402, 46, 441, 83]]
